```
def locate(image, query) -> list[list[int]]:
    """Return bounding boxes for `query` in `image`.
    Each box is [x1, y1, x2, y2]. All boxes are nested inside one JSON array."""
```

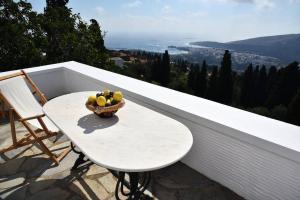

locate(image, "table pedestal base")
[[70, 142, 153, 199], [115, 172, 152, 200], [70, 142, 90, 171]]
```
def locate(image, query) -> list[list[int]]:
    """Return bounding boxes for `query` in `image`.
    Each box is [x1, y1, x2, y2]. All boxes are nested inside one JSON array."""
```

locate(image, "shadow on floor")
[[1, 163, 104, 200]]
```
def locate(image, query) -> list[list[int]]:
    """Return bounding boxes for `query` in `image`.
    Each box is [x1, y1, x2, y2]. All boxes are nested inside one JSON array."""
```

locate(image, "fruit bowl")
[[85, 90, 125, 118]]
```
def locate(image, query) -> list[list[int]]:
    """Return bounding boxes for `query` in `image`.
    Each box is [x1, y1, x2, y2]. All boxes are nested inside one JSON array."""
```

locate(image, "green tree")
[[265, 66, 278, 107], [270, 105, 287, 121], [188, 64, 196, 90], [218, 50, 233, 104], [0, 0, 44, 71], [266, 61, 300, 107], [188, 63, 200, 93], [195, 60, 207, 97], [256, 65, 267, 106], [161, 50, 170, 86], [42, 0, 77, 63], [206, 66, 219, 101], [46, 0, 69, 7], [240, 63, 254, 108], [151, 54, 162, 82], [287, 88, 300, 126]]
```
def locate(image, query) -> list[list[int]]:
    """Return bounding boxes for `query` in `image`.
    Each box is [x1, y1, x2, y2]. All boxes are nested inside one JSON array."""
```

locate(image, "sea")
[[104, 33, 203, 55]]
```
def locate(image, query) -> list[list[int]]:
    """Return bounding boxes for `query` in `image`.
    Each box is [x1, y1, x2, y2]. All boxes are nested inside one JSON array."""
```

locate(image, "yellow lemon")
[[113, 91, 123, 102], [103, 89, 110, 97], [97, 96, 106, 107], [87, 95, 97, 104], [105, 99, 112, 107]]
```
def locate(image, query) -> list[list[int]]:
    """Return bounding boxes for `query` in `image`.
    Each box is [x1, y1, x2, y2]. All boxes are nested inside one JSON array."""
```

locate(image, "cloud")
[[289, 0, 300, 3], [95, 6, 105, 15], [187, 11, 208, 17], [124, 0, 142, 8], [184, 0, 275, 9], [229, 0, 275, 9], [162, 5, 172, 14], [253, 0, 275, 9]]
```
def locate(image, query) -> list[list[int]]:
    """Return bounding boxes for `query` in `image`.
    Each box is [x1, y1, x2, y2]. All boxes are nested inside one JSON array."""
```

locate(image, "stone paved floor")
[[0, 121, 244, 200]]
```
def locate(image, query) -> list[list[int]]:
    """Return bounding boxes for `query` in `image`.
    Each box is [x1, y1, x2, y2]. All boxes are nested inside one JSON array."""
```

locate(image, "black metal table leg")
[[70, 142, 152, 199], [115, 171, 152, 200], [70, 142, 90, 170]]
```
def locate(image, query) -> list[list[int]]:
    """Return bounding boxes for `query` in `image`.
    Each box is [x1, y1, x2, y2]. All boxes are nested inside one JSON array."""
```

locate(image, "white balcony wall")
[[2, 61, 300, 200], [29, 68, 67, 99]]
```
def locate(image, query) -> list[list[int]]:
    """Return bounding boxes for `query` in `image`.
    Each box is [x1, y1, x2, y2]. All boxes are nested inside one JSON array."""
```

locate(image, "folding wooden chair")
[[0, 70, 71, 164]]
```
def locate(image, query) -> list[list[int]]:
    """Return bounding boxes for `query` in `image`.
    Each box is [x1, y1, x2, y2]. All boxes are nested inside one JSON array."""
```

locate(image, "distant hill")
[[191, 34, 300, 63], [172, 46, 281, 71]]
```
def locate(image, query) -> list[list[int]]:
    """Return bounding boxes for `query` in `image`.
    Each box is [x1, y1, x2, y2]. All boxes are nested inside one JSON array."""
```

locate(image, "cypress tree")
[[195, 60, 207, 97], [151, 55, 161, 82], [256, 65, 267, 106], [206, 66, 219, 101], [218, 50, 233, 104], [160, 50, 170, 86], [265, 66, 278, 108], [287, 88, 300, 126], [240, 63, 254, 108], [88, 19, 106, 52], [251, 65, 259, 106], [266, 61, 299, 107], [188, 64, 196, 90]]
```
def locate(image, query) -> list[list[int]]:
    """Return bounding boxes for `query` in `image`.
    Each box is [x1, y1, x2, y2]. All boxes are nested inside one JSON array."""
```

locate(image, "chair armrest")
[[19, 114, 45, 121]]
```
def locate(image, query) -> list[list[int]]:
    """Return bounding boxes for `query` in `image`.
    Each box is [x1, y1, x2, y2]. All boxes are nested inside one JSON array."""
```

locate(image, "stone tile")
[[69, 178, 109, 200], [44, 168, 72, 180], [98, 173, 117, 193], [85, 164, 109, 177], [29, 139, 55, 155], [28, 177, 57, 194], [108, 194, 127, 200], [153, 162, 213, 188], [41, 150, 77, 177], [49, 133, 69, 144], [0, 157, 26, 176], [13, 145, 36, 158], [49, 141, 70, 155], [69, 179, 93, 200], [0, 172, 26, 189], [26, 187, 70, 200], [20, 156, 53, 178], [68, 195, 83, 200], [85, 179, 110, 200], [0, 183, 28, 200], [3, 144, 33, 160], [0, 123, 12, 141], [30, 144, 43, 155]]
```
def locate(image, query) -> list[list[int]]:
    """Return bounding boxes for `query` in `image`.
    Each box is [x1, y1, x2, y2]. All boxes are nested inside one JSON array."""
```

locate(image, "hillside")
[[172, 46, 280, 71], [191, 34, 300, 63]]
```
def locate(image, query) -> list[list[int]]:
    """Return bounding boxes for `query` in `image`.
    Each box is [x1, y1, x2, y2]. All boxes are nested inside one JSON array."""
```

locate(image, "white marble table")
[[43, 91, 193, 199]]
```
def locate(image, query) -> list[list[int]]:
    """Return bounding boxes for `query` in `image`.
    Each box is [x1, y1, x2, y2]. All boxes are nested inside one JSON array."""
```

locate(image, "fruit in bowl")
[[86, 90, 125, 118]]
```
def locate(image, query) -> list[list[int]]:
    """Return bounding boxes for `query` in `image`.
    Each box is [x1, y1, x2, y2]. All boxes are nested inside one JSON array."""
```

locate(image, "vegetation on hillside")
[[115, 50, 300, 126]]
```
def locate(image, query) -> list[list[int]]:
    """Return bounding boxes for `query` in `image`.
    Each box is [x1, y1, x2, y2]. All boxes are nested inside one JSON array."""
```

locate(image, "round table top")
[[43, 91, 193, 172]]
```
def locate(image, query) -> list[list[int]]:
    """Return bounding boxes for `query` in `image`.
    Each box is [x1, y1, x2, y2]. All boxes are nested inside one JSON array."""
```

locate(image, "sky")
[[29, 0, 300, 42]]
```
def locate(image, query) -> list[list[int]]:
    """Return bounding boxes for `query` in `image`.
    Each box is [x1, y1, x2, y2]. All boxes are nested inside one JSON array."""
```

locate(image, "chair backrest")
[[0, 75, 44, 119]]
